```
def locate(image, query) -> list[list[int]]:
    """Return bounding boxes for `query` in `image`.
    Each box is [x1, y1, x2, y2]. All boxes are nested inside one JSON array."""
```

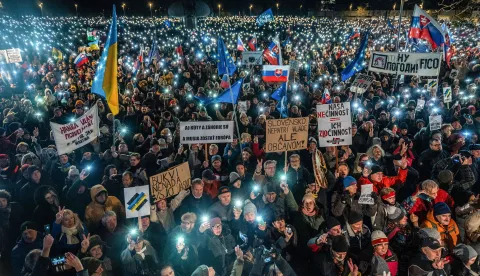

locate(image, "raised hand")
[[55, 206, 66, 224], [43, 234, 54, 250], [65, 252, 83, 272], [81, 233, 91, 252], [234, 245, 244, 261], [256, 159, 263, 173], [280, 183, 289, 195]]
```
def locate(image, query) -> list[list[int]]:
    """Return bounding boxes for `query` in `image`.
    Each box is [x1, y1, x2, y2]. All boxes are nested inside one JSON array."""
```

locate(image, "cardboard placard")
[[265, 117, 309, 152], [124, 185, 151, 219], [149, 162, 191, 202]]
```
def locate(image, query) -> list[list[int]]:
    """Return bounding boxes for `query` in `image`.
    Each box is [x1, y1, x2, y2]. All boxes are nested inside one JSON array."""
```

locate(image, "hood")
[[425, 209, 454, 230], [34, 185, 58, 206], [90, 184, 108, 201]]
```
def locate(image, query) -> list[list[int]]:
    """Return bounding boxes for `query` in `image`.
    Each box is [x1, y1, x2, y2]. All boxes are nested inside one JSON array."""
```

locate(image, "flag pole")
[[396, 0, 404, 51], [225, 66, 243, 154]]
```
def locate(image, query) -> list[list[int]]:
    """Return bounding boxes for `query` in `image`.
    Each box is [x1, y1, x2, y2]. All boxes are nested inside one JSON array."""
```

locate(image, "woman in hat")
[[78, 234, 115, 275]]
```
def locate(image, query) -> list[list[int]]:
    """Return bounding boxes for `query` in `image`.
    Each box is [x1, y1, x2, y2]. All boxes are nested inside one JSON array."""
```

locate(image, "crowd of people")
[[0, 12, 479, 276]]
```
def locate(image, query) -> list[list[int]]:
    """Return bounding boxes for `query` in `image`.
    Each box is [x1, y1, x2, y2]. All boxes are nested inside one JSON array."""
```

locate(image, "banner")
[[368, 51, 441, 76], [265, 117, 309, 152], [50, 105, 100, 155], [317, 103, 352, 147], [241, 51, 263, 66], [180, 121, 234, 144], [427, 79, 438, 92], [149, 162, 191, 201], [443, 86, 452, 103], [429, 115, 442, 131], [0, 48, 22, 64], [124, 185, 151, 219], [350, 74, 374, 93]]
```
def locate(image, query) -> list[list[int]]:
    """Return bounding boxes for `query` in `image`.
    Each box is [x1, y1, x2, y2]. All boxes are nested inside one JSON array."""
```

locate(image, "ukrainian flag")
[[92, 5, 119, 115]]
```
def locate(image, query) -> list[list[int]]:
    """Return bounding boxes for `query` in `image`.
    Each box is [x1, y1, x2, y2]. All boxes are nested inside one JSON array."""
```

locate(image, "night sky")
[[1, 0, 440, 16]]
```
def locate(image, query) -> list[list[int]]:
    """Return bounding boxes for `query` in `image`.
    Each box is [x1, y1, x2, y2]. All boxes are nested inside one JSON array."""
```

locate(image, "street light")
[[218, 4, 221, 17], [122, 3, 126, 16], [39, 2, 43, 17], [276, 3, 279, 16], [249, 4, 253, 16], [149, 3, 153, 17], [349, 3, 353, 11], [299, 5, 302, 14], [75, 4, 78, 17]]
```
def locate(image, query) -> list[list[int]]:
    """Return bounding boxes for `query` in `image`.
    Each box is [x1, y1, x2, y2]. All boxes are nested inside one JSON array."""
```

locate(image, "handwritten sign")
[[50, 105, 99, 155], [242, 51, 263, 66], [317, 103, 352, 147], [124, 185, 151, 219], [429, 115, 442, 131], [265, 117, 309, 152], [443, 86, 452, 103], [350, 74, 374, 93], [0, 48, 22, 64], [180, 121, 234, 144], [149, 162, 191, 202], [358, 184, 374, 205]]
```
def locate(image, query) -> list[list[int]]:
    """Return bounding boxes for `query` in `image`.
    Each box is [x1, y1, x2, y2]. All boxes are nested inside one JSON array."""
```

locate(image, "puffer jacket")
[[84, 185, 125, 232], [422, 209, 460, 251]]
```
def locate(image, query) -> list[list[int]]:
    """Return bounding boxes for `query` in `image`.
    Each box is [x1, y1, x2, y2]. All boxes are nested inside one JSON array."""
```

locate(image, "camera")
[[261, 246, 278, 263], [452, 155, 466, 164], [286, 224, 293, 235]]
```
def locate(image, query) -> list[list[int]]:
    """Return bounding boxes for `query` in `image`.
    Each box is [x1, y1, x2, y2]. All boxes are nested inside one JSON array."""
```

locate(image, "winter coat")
[[377, 249, 399, 276], [11, 234, 43, 276], [19, 176, 52, 215], [84, 185, 125, 232], [141, 222, 167, 258], [372, 201, 400, 231], [208, 202, 234, 223], [311, 250, 358, 276], [121, 240, 159, 276], [175, 193, 213, 223], [357, 168, 408, 193], [50, 221, 88, 255], [331, 191, 377, 225], [32, 185, 59, 228], [166, 243, 199, 276], [402, 189, 455, 225], [408, 252, 452, 276], [199, 227, 236, 276], [422, 209, 460, 251], [65, 179, 92, 220], [343, 224, 372, 259]]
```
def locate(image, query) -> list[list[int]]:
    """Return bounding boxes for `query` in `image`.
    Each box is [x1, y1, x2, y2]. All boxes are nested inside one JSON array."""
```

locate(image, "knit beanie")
[[326, 216, 341, 230], [86, 235, 104, 253], [211, 155, 222, 163], [371, 230, 388, 246], [81, 257, 103, 275], [192, 265, 209, 276], [331, 236, 349, 253], [343, 176, 357, 189], [371, 256, 391, 276], [370, 165, 383, 175], [229, 172, 241, 185], [20, 221, 39, 232], [387, 207, 405, 223], [419, 228, 441, 241], [437, 170, 453, 186], [348, 211, 363, 225], [433, 202, 451, 216], [453, 243, 478, 264], [68, 166, 80, 178], [243, 200, 257, 216]]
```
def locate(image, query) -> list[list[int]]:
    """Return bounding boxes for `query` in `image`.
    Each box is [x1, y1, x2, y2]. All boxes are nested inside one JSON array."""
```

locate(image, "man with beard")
[[126, 153, 148, 185], [85, 185, 125, 232], [11, 221, 43, 276], [163, 213, 200, 260], [176, 178, 213, 220], [417, 139, 450, 181]]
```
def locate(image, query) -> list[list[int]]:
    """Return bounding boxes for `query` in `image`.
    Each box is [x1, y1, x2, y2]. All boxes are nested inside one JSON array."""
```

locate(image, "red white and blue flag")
[[237, 36, 246, 52], [220, 74, 230, 89], [348, 29, 360, 40], [263, 40, 280, 65], [442, 23, 455, 67], [248, 35, 257, 51], [321, 89, 332, 104], [408, 5, 445, 50], [262, 65, 290, 82], [74, 53, 88, 67]]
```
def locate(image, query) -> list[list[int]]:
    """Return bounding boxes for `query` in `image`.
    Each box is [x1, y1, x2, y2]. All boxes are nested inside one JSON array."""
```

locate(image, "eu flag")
[[276, 96, 288, 118], [256, 8, 274, 26], [217, 36, 236, 76], [195, 79, 244, 105], [271, 83, 286, 101], [341, 31, 369, 82], [92, 5, 119, 115]]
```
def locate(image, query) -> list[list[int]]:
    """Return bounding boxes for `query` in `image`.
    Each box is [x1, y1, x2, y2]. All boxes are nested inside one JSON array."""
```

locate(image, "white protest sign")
[[429, 115, 442, 131], [6, 48, 22, 63], [316, 103, 352, 147], [180, 121, 234, 144], [358, 184, 374, 205], [350, 74, 374, 93], [449, 69, 458, 79], [416, 99, 425, 111], [368, 51, 441, 76], [50, 105, 100, 155], [427, 79, 438, 92], [238, 101, 247, 113], [242, 51, 263, 66], [443, 86, 452, 103], [124, 185, 151, 219]]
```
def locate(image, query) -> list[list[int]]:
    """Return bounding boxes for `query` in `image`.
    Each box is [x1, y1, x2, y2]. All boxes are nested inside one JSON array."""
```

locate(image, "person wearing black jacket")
[[408, 237, 452, 276], [312, 235, 360, 276], [65, 174, 92, 221], [139, 216, 167, 261], [19, 165, 53, 215]]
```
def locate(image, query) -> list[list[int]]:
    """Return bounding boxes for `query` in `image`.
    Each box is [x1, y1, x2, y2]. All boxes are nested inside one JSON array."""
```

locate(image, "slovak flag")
[[237, 36, 246, 52], [348, 29, 360, 40], [74, 53, 88, 67], [443, 23, 455, 67], [409, 5, 445, 50], [262, 65, 290, 82], [220, 74, 230, 89], [176, 44, 184, 57], [248, 36, 257, 51], [263, 40, 280, 65], [321, 89, 332, 104]]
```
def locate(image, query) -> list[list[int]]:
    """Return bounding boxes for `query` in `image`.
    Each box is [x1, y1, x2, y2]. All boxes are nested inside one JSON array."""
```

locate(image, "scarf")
[[136, 245, 147, 259], [61, 225, 80, 245], [302, 207, 316, 217]]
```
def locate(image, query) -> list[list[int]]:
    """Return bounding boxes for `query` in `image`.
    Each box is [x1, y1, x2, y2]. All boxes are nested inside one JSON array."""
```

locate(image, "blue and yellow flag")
[[92, 5, 118, 115]]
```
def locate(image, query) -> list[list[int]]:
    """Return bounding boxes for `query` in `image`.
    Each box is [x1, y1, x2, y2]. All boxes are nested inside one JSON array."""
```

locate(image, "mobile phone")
[[44, 224, 50, 235], [51, 256, 66, 266]]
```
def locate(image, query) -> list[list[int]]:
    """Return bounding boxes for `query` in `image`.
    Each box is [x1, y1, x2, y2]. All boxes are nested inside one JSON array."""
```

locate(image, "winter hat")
[[20, 221, 39, 232], [211, 155, 222, 163], [343, 176, 357, 189], [371, 256, 391, 276], [399, 122, 409, 130], [453, 244, 478, 263], [150, 139, 160, 147], [331, 236, 349, 253], [26, 165, 41, 179], [370, 165, 383, 175], [68, 166, 80, 178], [265, 182, 280, 194], [202, 169, 216, 180], [419, 228, 441, 241], [243, 200, 257, 216], [433, 202, 451, 216], [372, 137, 381, 146], [308, 137, 317, 144], [217, 186, 230, 196], [192, 265, 209, 276], [86, 235, 105, 253], [371, 230, 389, 246], [209, 217, 222, 227], [348, 211, 363, 225], [326, 216, 341, 230], [387, 207, 405, 223], [229, 172, 241, 185], [437, 170, 453, 186], [81, 257, 103, 275], [421, 237, 442, 250]]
